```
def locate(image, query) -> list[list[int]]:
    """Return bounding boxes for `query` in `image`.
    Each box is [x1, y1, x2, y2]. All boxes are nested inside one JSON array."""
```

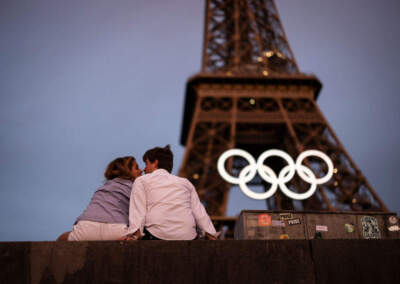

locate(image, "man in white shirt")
[[125, 145, 217, 240]]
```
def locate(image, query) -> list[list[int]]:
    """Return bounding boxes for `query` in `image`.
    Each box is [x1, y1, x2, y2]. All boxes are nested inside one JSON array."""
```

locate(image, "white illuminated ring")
[[257, 149, 296, 184], [217, 149, 257, 184], [279, 164, 317, 200], [217, 149, 334, 200], [238, 165, 278, 200], [296, 150, 334, 184]]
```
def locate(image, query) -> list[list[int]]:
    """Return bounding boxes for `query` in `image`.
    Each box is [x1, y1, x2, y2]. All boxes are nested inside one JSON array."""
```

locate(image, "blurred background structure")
[[179, 0, 388, 217]]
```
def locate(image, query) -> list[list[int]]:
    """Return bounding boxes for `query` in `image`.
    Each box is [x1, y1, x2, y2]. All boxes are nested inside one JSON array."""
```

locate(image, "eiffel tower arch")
[[178, 0, 388, 217]]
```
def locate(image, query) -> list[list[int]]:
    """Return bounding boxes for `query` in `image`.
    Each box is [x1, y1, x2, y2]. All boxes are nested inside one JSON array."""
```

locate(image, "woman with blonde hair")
[[57, 156, 142, 241]]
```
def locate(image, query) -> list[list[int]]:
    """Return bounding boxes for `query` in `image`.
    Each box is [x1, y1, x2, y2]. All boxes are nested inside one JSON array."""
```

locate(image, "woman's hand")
[[118, 235, 139, 241], [119, 230, 141, 240]]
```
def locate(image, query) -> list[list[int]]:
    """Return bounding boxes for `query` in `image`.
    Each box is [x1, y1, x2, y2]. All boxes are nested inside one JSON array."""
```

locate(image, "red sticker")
[[258, 214, 271, 226]]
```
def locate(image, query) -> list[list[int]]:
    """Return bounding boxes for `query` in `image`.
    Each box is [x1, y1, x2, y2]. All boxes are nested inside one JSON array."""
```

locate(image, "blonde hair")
[[104, 156, 136, 181]]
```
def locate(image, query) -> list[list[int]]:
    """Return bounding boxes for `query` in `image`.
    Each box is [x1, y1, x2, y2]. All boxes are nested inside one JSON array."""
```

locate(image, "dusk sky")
[[1, 0, 399, 241]]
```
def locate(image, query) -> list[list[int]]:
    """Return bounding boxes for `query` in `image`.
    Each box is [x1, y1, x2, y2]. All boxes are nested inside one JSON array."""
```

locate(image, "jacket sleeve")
[[127, 178, 147, 236], [188, 180, 217, 236]]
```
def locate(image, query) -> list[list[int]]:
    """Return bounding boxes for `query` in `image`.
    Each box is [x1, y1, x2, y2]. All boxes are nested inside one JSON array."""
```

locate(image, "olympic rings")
[[217, 149, 334, 200]]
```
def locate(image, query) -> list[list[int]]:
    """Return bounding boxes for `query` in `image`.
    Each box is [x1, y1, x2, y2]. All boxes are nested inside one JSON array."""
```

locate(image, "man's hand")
[[205, 232, 217, 240]]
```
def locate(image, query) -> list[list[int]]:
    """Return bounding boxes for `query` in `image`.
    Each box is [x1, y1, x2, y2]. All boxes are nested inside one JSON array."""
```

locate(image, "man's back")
[[137, 169, 197, 240], [128, 168, 216, 240]]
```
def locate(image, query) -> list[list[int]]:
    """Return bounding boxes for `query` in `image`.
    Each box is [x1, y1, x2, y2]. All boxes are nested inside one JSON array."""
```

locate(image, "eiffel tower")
[[178, 0, 388, 217]]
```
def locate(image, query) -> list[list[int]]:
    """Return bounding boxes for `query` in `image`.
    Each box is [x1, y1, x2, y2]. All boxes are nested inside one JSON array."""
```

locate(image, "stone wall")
[[1, 240, 399, 283]]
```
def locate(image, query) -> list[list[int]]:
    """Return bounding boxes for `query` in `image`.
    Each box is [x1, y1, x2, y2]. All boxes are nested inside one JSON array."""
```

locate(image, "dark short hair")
[[143, 145, 173, 173], [104, 156, 137, 181]]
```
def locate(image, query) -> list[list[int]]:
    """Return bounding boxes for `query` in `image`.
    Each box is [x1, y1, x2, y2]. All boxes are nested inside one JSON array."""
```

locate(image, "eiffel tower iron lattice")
[[178, 0, 388, 216]]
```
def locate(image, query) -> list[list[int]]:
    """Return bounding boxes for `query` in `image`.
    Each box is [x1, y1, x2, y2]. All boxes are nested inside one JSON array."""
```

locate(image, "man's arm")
[[188, 180, 217, 238], [126, 178, 147, 238]]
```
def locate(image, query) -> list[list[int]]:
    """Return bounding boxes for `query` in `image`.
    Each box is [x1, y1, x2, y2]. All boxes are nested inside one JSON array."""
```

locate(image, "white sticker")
[[272, 220, 285, 227], [288, 218, 301, 225], [316, 225, 328, 232], [388, 225, 400, 232], [362, 216, 381, 239], [280, 213, 293, 221]]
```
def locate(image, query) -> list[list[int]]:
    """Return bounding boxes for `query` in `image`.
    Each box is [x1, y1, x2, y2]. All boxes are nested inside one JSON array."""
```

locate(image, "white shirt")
[[127, 169, 217, 240]]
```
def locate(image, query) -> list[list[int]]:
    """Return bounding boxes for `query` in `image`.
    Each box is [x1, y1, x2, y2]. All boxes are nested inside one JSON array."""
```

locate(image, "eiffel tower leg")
[[309, 101, 388, 211], [273, 96, 388, 212], [179, 95, 236, 216]]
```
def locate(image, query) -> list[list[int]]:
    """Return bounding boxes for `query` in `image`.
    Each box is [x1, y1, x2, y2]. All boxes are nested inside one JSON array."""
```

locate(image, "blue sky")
[[1, 0, 399, 241]]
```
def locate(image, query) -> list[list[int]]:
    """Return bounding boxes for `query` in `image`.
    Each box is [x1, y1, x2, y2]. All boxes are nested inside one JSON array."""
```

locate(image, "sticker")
[[258, 214, 271, 226], [314, 232, 322, 239], [272, 220, 285, 227], [287, 218, 301, 225], [280, 213, 294, 221], [361, 216, 381, 239], [388, 216, 398, 225], [388, 225, 400, 232], [316, 225, 328, 232], [344, 223, 355, 233], [280, 234, 289, 239]]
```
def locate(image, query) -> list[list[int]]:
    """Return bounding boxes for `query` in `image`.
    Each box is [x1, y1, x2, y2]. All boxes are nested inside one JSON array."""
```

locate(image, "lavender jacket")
[[75, 178, 133, 225]]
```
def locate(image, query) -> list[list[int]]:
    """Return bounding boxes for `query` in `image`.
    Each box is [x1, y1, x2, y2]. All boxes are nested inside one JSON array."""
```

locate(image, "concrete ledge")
[[1, 240, 399, 284]]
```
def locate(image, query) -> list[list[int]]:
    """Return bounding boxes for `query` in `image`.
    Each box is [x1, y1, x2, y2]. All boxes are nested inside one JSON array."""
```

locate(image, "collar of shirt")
[[150, 169, 170, 176]]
